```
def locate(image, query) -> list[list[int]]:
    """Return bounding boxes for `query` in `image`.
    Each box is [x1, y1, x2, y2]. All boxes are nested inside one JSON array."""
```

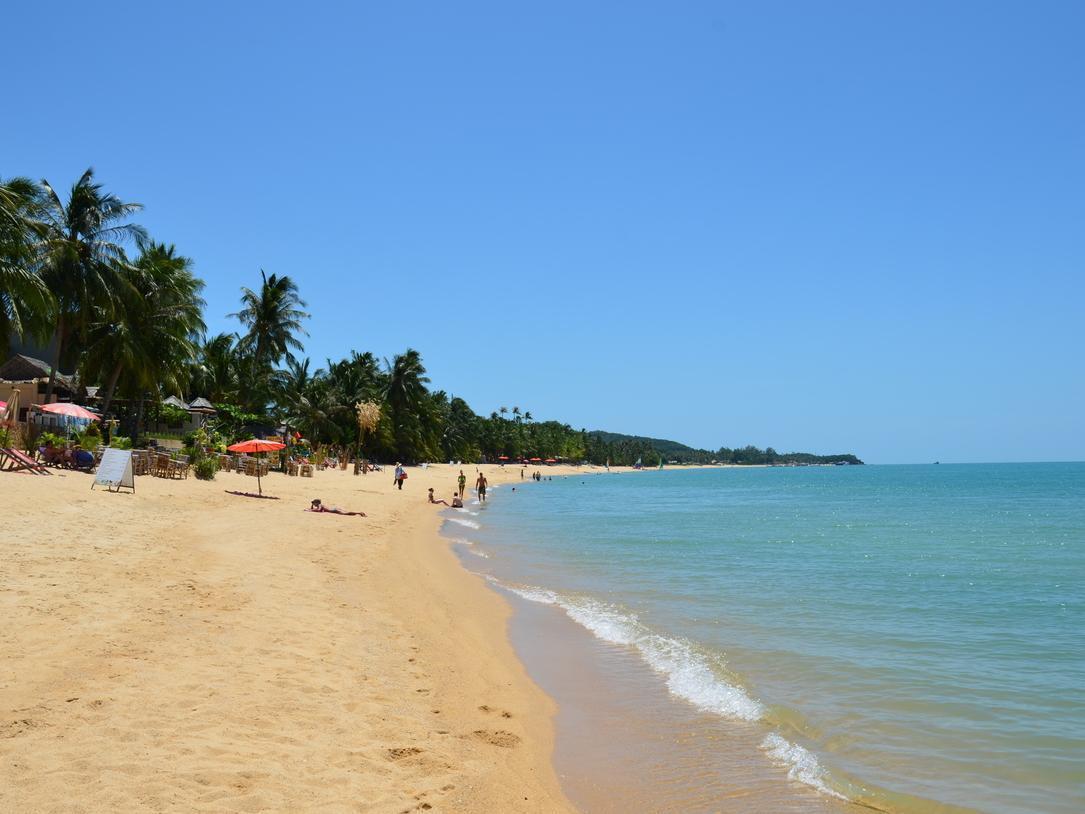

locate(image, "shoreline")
[[0, 461, 582, 812], [447, 470, 876, 814]]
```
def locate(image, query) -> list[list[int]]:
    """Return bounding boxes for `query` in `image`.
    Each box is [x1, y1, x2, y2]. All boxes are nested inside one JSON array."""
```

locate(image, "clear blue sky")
[[5, 1, 1083, 463]]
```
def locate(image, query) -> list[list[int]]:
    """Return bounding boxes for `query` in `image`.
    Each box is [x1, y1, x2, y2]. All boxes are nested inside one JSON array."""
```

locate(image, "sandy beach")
[[0, 461, 584, 813]]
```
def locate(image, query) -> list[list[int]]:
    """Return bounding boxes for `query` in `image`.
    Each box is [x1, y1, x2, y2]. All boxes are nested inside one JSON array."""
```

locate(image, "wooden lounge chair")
[[0, 448, 51, 475]]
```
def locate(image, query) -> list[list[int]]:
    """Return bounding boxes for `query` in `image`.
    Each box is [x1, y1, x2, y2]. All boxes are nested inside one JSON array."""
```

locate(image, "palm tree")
[[384, 349, 433, 462], [273, 357, 338, 444], [191, 333, 242, 403], [231, 270, 310, 373], [85, 243, 206, 417], [38, 168, 147, 401], [0, 177, 52, 356]]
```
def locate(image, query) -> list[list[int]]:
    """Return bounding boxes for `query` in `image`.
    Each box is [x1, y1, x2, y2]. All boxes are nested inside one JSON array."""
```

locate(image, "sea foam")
[[502, 582, 763, 722], [761, 733, 846, 799], [498, 579, 847, 799], [447, 516, 480, 530]]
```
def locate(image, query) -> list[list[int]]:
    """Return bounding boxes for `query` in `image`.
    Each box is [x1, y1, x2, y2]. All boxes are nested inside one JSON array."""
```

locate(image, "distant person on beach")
[[476, 472, 488, 502], [394, 463, 406, 490], [457, 470, 467, 498], [451, 493, 464, 508], [428, 488, 449, 506], [307, 499, 366, 516], [520, 468, 524, 479]]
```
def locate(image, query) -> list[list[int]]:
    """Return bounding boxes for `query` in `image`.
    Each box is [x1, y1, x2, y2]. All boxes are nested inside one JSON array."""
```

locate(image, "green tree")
[[86, 243, 206, 417], [384, 348, 435, 462], [38, 168, 147, 401], [191, 333, 242, 403], [0, 177, 52, 355], [230, 270, 310, 405]]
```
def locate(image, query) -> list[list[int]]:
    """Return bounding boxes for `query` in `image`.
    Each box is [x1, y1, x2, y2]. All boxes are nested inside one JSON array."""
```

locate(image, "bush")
[[193, 457, 217, 481], [158, 403, 190, 426], [110, 436, 133, 450], [39, 431, 65, 448]]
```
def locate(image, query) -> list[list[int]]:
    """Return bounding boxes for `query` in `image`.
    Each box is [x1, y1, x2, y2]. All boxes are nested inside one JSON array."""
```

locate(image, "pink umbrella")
[[0, 400, 6, 412], [39, 402, 99, 420]]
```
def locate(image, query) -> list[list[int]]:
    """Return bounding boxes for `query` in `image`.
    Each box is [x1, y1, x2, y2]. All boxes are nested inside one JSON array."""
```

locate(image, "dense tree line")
[[2, 169, 861, 466]]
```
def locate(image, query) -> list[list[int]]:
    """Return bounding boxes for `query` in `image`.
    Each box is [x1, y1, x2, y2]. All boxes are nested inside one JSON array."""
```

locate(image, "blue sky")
[[5, 1, 1083, 463]]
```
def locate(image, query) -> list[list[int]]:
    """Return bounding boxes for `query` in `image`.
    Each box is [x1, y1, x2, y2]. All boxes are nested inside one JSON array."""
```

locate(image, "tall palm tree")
[[1, 177, 53, 356], [384, 349, 433, 462], [38, 168, 147, 401], [191, 333, 241, 403], [230, 270, 310, 373], [85, 243, 206, 417], [273, 357, 338, 443]]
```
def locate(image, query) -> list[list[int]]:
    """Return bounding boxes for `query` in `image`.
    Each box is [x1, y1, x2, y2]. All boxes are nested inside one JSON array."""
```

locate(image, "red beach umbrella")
[[227, 438, 286, 496], [497, 455, 509, 460], [545, 458, 557, 463], [39, 402, 99, 421], [530, 457, 542, 462]]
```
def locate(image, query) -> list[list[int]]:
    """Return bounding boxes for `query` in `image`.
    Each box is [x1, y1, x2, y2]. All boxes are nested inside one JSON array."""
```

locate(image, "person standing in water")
[[457, 469, 467, 498], [476, 471, 488, 502]]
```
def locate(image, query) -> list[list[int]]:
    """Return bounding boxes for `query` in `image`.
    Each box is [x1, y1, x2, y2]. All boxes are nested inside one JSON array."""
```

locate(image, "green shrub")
[[193, 457, 217, 481], [110, 436, 133, 450], [39, 431, 65, 448], [158, 403, 190, 426]]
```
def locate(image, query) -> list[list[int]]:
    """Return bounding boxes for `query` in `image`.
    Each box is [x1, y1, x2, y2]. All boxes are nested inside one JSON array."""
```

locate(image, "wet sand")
[[494, 577, 870, 814]]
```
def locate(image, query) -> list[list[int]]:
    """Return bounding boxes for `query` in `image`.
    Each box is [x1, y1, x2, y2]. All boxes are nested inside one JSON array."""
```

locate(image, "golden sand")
[[0, 461, 581, 812]]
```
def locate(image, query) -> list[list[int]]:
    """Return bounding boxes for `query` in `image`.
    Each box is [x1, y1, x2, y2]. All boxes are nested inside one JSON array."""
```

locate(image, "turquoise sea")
[[444, 463, 1084, 813]]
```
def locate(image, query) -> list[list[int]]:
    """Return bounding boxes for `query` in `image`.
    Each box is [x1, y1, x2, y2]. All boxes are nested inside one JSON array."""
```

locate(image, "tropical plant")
[[354, 400, 381, 455], [0, 177, 52, 355], [37, 168, 147, 401], [84, 242, 206, 417], [230, 270, 309, 408], [191, 333, 241, 404]]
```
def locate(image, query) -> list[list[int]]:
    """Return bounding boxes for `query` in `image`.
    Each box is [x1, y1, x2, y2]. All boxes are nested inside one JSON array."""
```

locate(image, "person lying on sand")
[[427, 487, 449, 506], [306, 498, 366, 516]]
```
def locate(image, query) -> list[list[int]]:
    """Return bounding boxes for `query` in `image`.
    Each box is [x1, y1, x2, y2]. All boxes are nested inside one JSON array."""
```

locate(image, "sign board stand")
[[93, 448, 135, 493]]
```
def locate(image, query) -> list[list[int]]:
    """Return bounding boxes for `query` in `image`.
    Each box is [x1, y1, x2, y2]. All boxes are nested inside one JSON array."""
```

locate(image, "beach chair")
[[300, 462, 314, 478], [0, 448, 51, 475], [287, 460, 299, 476], [170, 455, 190, 479], [155, 452, 171, 478]]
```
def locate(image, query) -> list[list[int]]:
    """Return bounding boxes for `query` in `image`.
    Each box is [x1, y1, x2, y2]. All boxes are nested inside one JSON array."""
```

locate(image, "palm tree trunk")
[[136, 396, 145, 444], [44, 314, 65, 403], [99, 360, 124, 417]]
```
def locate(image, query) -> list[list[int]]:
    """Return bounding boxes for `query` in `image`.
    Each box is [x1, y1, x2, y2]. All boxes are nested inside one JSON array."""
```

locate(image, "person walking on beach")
[[476, 472, 488, 502], [394, 463, 407, 490], [457, 470, 467, 498]]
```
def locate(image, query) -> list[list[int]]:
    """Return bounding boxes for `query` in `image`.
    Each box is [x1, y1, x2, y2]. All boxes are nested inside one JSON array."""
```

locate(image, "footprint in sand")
[[472, 729, 521, 748], [387, 746, 423, 761], [477, 704, 513, 718]]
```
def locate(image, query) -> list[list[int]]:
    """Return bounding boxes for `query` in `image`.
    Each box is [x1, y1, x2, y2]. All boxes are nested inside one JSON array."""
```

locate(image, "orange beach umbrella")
[[227, 438, 285, 495]]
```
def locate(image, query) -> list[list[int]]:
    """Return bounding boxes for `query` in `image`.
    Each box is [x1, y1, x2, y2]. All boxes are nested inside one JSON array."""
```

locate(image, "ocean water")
[[445, 464, 1084, 814]]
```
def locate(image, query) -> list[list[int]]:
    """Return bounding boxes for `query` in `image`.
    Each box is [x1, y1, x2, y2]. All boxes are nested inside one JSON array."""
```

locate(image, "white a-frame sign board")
[[93, 448, 135, 493]]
